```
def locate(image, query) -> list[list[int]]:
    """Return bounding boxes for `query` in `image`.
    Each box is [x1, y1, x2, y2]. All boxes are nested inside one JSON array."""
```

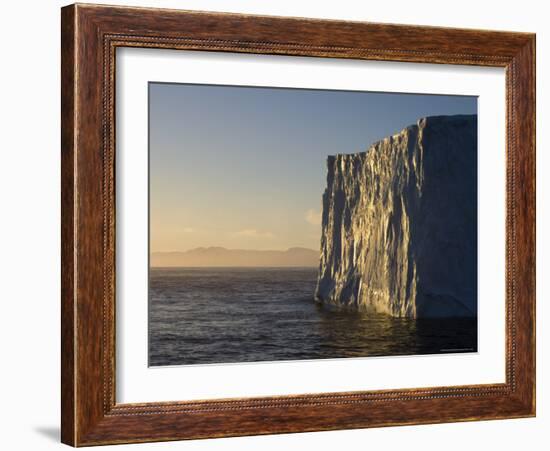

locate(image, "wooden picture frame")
[[61, 3, 536, 446]]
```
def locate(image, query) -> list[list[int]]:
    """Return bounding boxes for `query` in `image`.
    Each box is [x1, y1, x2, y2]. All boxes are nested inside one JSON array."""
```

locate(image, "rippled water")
[[149, 267, 477, 366]]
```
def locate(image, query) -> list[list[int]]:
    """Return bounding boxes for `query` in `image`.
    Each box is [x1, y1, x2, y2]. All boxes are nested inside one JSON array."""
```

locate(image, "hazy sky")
[[149, 83, 476, 252]]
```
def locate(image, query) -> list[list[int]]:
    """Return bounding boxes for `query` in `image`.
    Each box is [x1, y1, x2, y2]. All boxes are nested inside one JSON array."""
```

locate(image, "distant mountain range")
[[151, 247, 320, 267]]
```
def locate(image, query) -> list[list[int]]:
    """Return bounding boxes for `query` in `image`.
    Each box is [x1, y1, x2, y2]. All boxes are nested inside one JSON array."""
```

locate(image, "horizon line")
[[150, 246, 319, 254], [150, 265, 319, 268]]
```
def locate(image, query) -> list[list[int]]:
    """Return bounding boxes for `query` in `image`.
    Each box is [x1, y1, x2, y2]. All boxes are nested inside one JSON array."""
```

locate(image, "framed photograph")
[[61, 3, 536, 446]]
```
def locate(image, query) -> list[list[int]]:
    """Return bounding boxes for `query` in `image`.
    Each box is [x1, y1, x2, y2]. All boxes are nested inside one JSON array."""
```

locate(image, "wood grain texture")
[[60, 3, 536, 447], [60, 5, 76, 446]]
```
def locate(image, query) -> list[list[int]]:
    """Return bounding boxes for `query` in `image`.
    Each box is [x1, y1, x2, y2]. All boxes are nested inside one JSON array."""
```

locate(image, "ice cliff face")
[[315, 115, 477, 318]]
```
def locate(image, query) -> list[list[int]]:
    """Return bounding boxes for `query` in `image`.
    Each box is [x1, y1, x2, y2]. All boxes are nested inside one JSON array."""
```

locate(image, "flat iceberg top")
[[328, 114, 477, 161]]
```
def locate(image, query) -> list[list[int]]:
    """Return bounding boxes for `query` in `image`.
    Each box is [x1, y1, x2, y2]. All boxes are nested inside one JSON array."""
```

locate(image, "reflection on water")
[[149, 267, 477, 366]]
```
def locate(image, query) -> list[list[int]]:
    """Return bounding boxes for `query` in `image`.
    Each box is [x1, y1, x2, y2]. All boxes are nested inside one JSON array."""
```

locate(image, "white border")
[[116, 48, 506, 403]]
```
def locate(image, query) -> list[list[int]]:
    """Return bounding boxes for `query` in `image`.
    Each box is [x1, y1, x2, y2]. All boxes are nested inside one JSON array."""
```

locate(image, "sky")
[[149, 82, 477, 253]]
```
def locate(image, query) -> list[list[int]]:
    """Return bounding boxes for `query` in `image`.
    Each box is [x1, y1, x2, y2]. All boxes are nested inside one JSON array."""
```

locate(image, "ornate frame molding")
[[61, 4, 535, 446]]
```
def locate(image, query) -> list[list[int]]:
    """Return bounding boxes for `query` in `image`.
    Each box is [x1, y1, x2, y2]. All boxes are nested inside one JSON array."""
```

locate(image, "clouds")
[[235, 229, 274, 239], [305, 209, 322, 226], [182, 227, 195, 233]]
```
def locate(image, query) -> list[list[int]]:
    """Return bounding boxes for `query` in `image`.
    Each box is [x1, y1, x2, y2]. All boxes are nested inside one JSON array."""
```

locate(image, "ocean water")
[[149, 267, 477, 366]]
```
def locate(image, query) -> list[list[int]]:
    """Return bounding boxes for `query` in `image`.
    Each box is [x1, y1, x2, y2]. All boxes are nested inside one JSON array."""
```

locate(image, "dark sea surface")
[[149, 267, 477, 366]]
